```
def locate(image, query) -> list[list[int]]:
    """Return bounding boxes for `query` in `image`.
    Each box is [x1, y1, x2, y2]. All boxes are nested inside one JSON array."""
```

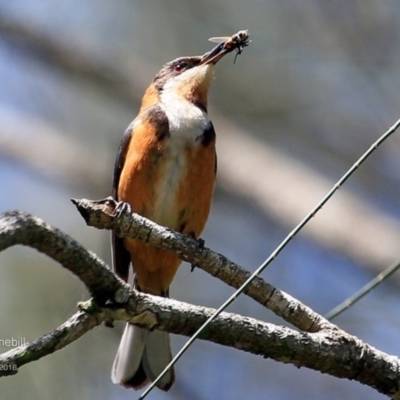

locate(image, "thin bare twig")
[[325, 259, 400, 320]]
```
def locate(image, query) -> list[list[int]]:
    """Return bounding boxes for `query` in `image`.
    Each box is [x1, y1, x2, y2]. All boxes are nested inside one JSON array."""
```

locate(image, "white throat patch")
[[160, 90, 210, 140], [151, 83, 211, 228]]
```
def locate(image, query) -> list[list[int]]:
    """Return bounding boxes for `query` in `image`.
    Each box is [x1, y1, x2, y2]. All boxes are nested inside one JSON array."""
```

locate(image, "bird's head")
[[141, 43, 231, 111]]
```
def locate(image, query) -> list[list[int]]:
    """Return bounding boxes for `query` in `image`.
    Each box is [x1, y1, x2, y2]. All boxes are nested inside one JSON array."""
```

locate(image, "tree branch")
[[71, 197, 332, 333], [0, 287, 399, 398], [2, 209, 400, 398]]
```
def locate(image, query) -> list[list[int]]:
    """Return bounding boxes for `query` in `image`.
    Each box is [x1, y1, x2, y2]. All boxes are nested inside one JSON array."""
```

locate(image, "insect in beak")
[[201, 30, 251, 64]]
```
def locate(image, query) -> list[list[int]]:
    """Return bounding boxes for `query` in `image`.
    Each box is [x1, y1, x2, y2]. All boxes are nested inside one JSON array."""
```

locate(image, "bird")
[[110, 33, 248, 391]]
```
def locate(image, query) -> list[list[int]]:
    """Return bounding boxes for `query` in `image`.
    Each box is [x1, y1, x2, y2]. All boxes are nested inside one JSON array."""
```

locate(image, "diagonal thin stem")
[[325, 259, 400, 320], [139, 118, 400, 399]]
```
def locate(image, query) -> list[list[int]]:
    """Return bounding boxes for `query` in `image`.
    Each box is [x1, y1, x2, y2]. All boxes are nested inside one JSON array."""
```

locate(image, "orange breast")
[[175, 142, 216, 237], [118, 118, 216, 295]]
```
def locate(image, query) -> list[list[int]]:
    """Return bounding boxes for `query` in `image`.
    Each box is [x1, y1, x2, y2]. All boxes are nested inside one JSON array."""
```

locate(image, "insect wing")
[[208, 36, 230, 43]]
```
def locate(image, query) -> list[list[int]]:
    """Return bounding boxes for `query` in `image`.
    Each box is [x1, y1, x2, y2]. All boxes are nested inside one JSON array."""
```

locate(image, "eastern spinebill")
[[111, 30, 250, 391]]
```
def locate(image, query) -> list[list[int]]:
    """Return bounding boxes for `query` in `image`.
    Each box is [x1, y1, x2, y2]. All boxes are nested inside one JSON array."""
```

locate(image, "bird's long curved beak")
[[200, 42, 230, 65]]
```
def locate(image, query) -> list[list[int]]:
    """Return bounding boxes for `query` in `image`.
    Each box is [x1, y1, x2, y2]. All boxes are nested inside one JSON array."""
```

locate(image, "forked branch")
[[0, 209, 400, 398]]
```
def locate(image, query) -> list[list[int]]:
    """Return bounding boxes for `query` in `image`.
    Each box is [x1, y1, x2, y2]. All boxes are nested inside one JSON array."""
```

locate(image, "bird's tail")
[[111, 323, 175, 391]]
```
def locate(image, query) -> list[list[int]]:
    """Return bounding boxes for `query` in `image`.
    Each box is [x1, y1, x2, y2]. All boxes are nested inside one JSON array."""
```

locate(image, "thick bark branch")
[[1, 209, 400, 398], [71, 197, 332, 333], [0, 291, 399, 399]]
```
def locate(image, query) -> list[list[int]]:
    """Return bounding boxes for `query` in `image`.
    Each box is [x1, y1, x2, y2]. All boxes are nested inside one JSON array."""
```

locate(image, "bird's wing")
[[111, 122, 135, 282]]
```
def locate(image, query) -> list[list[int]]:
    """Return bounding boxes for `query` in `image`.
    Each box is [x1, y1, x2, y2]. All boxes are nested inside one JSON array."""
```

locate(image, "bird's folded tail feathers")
[[111, 323, 174, 391]]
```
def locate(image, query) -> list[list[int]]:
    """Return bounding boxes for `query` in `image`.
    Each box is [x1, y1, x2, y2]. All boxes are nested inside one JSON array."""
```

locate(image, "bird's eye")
[[174, 62, 187, 72]]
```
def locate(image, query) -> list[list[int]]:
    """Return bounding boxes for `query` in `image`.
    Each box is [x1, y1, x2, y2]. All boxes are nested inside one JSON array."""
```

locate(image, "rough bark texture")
[[71, 197, 332, 333], [1, 207, 400, 398]]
